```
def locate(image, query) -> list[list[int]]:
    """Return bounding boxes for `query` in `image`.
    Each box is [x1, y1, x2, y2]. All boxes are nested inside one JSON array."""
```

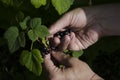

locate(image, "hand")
[[44, 52, 103, 80], [49, 8, 103, 51]]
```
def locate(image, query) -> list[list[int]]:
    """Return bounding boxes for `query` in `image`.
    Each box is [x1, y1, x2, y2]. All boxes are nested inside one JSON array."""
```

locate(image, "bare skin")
[[44, 51, 103, 80], [44, 3, 120, 80], [49, 3, 120, 51]]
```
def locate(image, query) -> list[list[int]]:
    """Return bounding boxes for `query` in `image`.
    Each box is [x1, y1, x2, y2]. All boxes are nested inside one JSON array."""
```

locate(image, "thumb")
[[44, 54, 57, 73], [51, 51, 77, 67], [49, 13, 71, 35]]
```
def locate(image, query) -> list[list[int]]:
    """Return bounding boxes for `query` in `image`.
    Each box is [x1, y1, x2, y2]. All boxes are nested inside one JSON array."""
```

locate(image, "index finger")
[[49, 14, 71, 35]]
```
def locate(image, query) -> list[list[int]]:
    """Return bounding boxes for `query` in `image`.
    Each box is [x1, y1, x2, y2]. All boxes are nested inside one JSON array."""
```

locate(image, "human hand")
[[44, 52, 103, 80], [49, 8, 103, 51]]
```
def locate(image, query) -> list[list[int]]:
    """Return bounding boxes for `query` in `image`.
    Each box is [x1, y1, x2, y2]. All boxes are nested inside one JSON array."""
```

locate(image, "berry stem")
[[30, 42, 33, 50]]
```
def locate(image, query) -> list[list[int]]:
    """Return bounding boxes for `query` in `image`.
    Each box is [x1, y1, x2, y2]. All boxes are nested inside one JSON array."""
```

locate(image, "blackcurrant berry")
[[54, 29, 72, 39], [54, 32, 60, 37]]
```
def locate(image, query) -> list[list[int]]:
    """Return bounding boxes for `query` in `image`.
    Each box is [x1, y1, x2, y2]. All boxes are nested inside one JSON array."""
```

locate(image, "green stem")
[[30, 42, 33, 50]]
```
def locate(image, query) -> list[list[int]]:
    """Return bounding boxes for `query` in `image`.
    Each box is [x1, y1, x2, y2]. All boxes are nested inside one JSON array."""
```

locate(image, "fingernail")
[[44, 53, 50, 59]]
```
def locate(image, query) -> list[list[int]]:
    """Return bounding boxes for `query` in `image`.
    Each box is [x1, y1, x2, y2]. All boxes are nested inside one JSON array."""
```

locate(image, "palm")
[[49, 8, 102, 51]]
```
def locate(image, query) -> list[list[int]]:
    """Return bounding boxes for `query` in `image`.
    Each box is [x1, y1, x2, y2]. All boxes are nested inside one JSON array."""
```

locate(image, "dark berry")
[[54, 32, 60, 37], [51, 46, 56, 50], [54, 29, 72, 39]]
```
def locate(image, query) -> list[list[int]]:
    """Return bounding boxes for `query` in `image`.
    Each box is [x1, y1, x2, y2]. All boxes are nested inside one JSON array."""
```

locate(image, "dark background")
[[0, 0, 120, 80]]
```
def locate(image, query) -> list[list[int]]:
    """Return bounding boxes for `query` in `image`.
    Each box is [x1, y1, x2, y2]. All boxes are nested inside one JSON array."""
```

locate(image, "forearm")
[[83, 3, 120, 36]]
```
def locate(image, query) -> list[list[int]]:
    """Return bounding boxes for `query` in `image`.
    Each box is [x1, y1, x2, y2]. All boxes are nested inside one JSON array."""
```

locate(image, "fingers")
[[67, 32, 81, 50], [51, 32, 81, 51], [51, 51, 77, 67], [50, 34, 71, 51], [44, 54, 58, 73], [49, 36, 60, 49], [49, 14, 71, 35], [57, 35, 70, 51]]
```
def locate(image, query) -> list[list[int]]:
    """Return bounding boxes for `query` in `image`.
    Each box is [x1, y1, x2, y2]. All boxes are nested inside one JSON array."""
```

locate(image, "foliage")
[[31, 0, 46, 8], [51, 0, 74, 15], [1, 0, 76, 78], [0, 0, 120, 80], [20, 49, 43, 76], [4, 26, 20, 53], [4, 15, 50, 76]]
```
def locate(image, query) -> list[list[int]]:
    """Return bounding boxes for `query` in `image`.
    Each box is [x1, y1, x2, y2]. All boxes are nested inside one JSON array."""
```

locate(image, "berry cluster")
[[38, 29, 72, 55], [54, 29, 72, 38]]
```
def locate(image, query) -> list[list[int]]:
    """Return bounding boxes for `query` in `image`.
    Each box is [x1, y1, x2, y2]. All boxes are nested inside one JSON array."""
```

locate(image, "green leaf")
[[0, 0, 13, 6], [52, 0, 74, 15], [31, 49, 43, 62], [19, 50, 31, 66], [18, 32, 26, 47], [28, 29, 38, 42], [4, 26, 19, 53], [28, 18, 50, 41], [35, 25, 50, 38], [31, 0, 46, 8], [16, 11, 24, 22], [20, 49, 43, 76], [19, 16, 31, 30], [72, 50, 83, 58], [30, 18, 41, 29]]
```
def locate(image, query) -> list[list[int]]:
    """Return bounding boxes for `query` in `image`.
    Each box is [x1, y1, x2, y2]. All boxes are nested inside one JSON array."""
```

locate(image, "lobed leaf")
[[52, 0, 74, 15], [28, 29, 38, 42], [4, 26, 19, 53], [30, 18, 41, 29], [28, 18, 50, 42], [19, 16, 31, 30], [4, 27, 26, 53], [20, 49, 43, 76], [35, 25, 50, 39], [31, 0, 46, 8], [20, 50, 32, 66]]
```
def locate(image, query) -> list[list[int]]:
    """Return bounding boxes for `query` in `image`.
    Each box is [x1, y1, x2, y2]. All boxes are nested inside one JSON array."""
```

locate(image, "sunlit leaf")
[[31, 0, 46, 8], [35, 25, 50, 38], [28, 29, 38, 42], [28, 18, 50, 42], [20, 50, 32, 66], [52, 0, 74, 15], [20, 49, 43, 76], [72, 50, 83, 58]]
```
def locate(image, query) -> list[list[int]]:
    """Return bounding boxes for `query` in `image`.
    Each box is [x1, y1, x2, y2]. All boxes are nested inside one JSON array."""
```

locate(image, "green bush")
[[0, 0, 120, 80]]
